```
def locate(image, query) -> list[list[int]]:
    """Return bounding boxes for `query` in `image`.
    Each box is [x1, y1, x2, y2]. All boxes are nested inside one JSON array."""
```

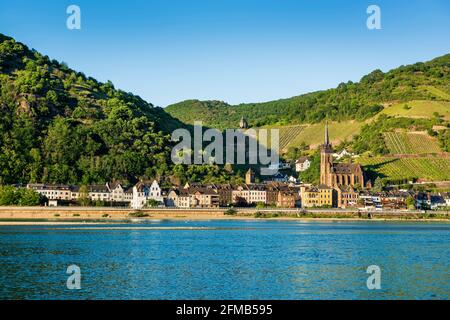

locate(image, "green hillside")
[[166, 54, 450, 129], [0, 33, 240, 186], [0, 33, 181, 185], [1, 32, 449, 185], [380, 100, 450, 120], [165, 53, 450, 183]]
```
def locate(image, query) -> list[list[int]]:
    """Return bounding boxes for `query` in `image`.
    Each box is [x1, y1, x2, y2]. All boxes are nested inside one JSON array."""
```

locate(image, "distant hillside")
[[166, 54, 450, 129], [165, 53, 450, 185], [1, 32, 448, 185], [0, 34, 184, 185]]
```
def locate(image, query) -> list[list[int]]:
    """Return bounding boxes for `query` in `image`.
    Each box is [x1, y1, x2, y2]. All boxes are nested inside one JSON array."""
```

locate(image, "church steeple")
[[320, 121, 333, 186], [324, 121, 330, 146]]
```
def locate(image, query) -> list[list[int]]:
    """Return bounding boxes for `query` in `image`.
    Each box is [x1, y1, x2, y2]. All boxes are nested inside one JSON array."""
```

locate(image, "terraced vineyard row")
[[357, 157, 450, 182], [278, 125, 305, 150], [256, 125, 305, 150], [384, 132, 442, 154], [289, 121, 363, 149]]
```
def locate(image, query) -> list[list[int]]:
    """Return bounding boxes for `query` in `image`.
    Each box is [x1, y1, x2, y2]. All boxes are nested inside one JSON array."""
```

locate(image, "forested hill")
[[0, 33, 185, 185], [166, 54, 450, 129]]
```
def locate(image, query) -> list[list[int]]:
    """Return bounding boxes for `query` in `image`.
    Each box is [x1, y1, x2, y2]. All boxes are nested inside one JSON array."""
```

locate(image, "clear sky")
[[1, 0, 449, 107]]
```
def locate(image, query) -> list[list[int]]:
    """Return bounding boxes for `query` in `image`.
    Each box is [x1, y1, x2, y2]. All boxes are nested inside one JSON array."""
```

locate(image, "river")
[[0, 219, 448, 299]]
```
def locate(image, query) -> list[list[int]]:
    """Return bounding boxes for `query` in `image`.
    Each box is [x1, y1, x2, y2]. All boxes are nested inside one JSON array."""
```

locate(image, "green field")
[[384, 131, 442, 154], [357, 156, 450, 182], [419, 85, 450, 100], [381, 100, 450, 120]]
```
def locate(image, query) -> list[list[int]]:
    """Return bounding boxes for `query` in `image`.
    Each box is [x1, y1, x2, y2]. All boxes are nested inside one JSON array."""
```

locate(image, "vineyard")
[[289, 121, 363, 149], [278, 125, 305, 150], [384, 131, 442, 154], [256, 125, 305, 150], [259, 120, 364, 152], [357, 156, 450, 182]]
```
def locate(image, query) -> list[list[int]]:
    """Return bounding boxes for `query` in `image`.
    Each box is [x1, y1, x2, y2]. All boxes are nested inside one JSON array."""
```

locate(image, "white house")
[[149, 180, 162, 200], [232, 184, 267, 205], [295, 157, 310, 172], [88, 185, 111, 202], [107, 183, 127, 203], [131, 180, 164, 209], [332, 149, 354, 160], [27, 184, 73, 200]]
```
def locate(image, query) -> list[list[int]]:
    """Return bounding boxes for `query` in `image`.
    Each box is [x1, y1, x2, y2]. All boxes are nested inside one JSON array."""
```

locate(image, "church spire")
[[324, 121, 329, 146]]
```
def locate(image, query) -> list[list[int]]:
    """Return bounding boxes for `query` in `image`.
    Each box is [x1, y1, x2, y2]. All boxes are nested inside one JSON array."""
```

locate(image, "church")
[[320, 124, 367, 188]]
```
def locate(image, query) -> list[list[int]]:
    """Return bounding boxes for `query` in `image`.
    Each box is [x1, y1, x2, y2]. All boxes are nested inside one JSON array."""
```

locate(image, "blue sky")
[[1, 0, 449, 107]]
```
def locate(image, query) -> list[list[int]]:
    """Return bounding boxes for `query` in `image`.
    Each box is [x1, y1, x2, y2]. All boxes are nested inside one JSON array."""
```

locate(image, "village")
[[25, 125, 450, 212]]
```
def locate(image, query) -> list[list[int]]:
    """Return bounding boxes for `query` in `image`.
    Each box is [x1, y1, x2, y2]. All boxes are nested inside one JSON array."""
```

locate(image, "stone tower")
[[239, 116, 249, 129], [245, 168, 255, 184], [320, 122, 333, 186]]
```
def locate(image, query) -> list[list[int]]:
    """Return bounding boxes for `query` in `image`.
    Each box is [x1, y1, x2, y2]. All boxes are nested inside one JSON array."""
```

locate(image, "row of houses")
[[26, 181, 302, 209], [26, 182, 450, 210], [27, 183, 133, 203], [166, 183, 302, 209], [298, 185, 450, 210]]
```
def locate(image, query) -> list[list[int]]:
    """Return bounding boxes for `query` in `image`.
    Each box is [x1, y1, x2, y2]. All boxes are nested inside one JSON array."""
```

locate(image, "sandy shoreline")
[[0, 206, 448, 225], [0, 216, 449, 226]]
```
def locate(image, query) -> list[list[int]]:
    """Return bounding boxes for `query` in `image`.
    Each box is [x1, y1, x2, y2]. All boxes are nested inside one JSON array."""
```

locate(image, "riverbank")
[[0, 206, 448, 224]]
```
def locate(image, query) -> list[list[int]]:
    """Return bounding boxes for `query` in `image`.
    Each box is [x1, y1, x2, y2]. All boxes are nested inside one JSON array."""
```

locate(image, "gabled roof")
[[107, 182, 123, 190], [88, 185, 110, 193], [247, 184, 266, 191], [134, 182, 148, 192], [337, 185, 356, 193], [29, 184, 73, 191], [296, 156, 310, 163]]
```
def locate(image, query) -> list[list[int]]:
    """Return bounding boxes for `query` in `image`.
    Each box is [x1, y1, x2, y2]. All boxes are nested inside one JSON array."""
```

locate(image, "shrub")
[[255, 202, 266, 209], [128, 211, 149, 218], [145, 199, 162, 208], [102, 214, 109, 218], [73, 213, 80, 217], [224, 208, 237, 215], [254, 211, 263, 218], [271, 212, 280, 218]]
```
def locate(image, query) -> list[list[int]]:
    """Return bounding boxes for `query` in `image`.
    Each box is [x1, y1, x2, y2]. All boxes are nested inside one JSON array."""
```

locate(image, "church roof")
[[332, 163, 362, 174]]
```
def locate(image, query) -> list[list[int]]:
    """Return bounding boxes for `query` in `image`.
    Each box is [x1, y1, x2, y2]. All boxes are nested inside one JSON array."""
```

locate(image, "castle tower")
[[245, 168, 255, 184], [239, 116, 249, 129], [320, 122, 334, 187]]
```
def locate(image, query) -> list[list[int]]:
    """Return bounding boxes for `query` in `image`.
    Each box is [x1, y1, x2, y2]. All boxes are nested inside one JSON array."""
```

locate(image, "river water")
[[0, 219, 448, 299]]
